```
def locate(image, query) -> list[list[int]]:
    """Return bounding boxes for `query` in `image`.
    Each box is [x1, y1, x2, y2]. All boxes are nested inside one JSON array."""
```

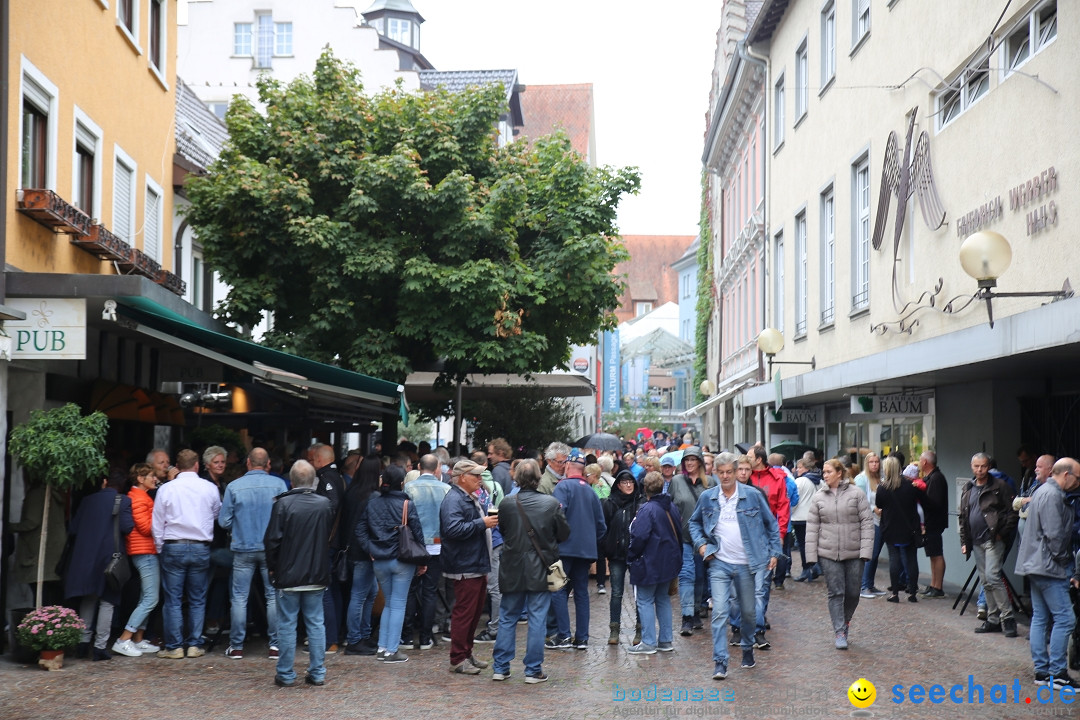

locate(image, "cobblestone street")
[[1, 567, 1061, 720]]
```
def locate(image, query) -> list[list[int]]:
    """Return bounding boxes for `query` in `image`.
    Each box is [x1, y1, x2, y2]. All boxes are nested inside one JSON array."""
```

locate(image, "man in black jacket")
[[265, 460, 333, 688], [918, 451, 949, 598], [310, 444, 346, 653], [491, 459, 570, 684]]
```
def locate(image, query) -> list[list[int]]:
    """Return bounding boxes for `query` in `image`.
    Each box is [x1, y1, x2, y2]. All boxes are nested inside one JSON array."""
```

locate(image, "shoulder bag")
[[664, 509, 680, 596], [330, 506, 351, 583], [397, 499, 430, 565], [104, 495, 131, 593], [516, 496, 567, 592]]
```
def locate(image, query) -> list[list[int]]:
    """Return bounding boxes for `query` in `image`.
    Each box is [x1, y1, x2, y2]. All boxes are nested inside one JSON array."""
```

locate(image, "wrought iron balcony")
[[16, 188, 92, 236], [158, 269, 186, 296], [71, 224, 134, 264], [118, 249, 162, 280]]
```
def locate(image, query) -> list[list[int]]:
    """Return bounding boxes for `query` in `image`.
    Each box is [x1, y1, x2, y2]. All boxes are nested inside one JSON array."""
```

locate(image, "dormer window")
[[388, 17, 411, 45]]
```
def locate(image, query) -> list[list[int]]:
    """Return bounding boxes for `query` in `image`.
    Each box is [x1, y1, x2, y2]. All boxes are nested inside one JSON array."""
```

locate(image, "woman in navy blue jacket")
[[626, 471, 683, 654]]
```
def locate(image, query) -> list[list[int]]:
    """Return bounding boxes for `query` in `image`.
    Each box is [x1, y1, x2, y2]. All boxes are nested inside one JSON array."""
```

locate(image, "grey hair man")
[[265, 459, 333, 687], [1014, 457, 1080, 689], [218, 447, 288, 659], [147, 448, 179, 484], [539, 442, 570, 495], [959, 452, 1019, 636]]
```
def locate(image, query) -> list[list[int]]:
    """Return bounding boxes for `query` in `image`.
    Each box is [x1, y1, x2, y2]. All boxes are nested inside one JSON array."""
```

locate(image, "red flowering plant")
[[16, 606, 85, 651]]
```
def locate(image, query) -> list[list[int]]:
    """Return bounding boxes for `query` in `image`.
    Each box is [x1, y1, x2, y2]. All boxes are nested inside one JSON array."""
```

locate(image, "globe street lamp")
[[958, 230, 1072, 328], [755, 328, 815, 381]]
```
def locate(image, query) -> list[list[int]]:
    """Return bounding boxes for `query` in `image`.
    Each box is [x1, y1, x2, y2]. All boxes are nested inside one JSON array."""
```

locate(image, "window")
[[1004, 1, 1056, 75], [852, 0, 870, 47], [820, 188, 835, 326], [852, 156, 871, 310], [113, 147, 137, 241], [118, 0, 139, 47], [936, 54, 989, 130], [234, 23, 253, 56], [144, 180, 163, 262], [821, 2, 836, 86], [774, 232, 785, 335], [274, 22, 293, 55], [149, 0, 165, 74], [236, 14, 292, 68], [795, 213, 807, 335], [20, 60, 58, 190], [682, 318, 692, 342], [73, 111, 103, 218], [635, 302, 652, 317], [209, 102, 228, 121], [388, 17, 412, 45], [795, 39, 809, 120], [681, 273, 691, 299], [774, 73, 786, 147]]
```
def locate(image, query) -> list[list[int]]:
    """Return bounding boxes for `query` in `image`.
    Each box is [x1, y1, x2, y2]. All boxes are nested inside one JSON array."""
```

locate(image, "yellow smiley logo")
[[848, 678, 876, 709]]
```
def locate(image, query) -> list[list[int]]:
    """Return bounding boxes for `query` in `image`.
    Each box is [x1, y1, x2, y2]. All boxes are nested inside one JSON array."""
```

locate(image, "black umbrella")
[[577, 432, 624, 452], [769, 440, 819, 463]]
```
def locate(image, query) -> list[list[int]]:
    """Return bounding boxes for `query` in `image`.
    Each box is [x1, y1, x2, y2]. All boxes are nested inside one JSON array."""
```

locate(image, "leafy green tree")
[[467, 388, 578, 455], [601, 403, 664, 441], [185, 51, 639, 385], [398, 413, 433, 445], [8, 404, 109, 607]]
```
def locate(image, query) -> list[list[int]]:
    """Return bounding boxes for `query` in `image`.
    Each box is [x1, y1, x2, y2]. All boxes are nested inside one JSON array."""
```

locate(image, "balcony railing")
[[16, 188, 92, 236], [72, 224, 133, 264], [158, 269, 186, 296]]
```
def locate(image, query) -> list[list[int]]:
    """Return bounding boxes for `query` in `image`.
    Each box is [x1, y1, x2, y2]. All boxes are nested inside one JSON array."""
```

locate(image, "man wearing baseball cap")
[[660, 455, 678, 495], [548, 448, 607, 649]]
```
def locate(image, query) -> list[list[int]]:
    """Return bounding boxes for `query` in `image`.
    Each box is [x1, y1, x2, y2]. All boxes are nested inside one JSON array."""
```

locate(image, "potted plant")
[[8, 404, 109, 608], [15, 605, 86, 670]]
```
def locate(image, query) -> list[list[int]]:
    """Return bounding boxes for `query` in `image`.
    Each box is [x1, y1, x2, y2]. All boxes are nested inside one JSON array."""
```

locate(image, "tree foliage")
[[693, 170, 714, 403], [185, 51, 640, 385], [8, 403, 109, 489], [467, 388, 578, 455]]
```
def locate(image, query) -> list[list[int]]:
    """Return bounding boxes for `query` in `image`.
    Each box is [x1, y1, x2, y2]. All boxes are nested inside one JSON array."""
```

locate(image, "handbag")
[[396, 500, 431, 565], [665, 510, 680, 596], [104, 495, 131, 593], [516, 496, 568, 592], [329, 504, 351, 583]]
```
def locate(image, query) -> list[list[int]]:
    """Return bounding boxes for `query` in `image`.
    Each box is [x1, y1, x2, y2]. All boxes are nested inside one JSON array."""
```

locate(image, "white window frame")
[[1002, 0, 1057, 78], [234, 22, 253, 56], [851, 152, 871, 312], [821, 1, 836, 89], [852, 0, 870, 49], [113, 144, 138, 242], [635, 302, 653, 317], [117, 0, 141, 53], [820, 186, 835, 327], [795, 211, 808, 336], [72, 107, 103, 220], [148, 0, 169, 88], [19, 56, 59, 191], [255, 12, 274, 69], [774, 73, 786, 149], [143, 176, 164, 262], [388, 17, 412, 45], [935, 54, 990, 131], [274, 22, 293, 56], [773, 230, 785, 335], [795, 38, 809, 121]]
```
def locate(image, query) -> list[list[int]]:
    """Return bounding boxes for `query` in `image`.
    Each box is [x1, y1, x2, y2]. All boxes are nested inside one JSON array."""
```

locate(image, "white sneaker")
[[111, 639, 142, 657], [133, 640, 159, 653]]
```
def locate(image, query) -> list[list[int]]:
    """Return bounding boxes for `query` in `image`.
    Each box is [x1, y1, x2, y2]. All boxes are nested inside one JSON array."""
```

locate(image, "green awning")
[[114, 296, 406, 423]]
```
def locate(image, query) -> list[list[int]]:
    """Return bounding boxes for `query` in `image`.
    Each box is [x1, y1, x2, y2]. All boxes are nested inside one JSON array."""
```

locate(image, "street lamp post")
[[755, 328, 816, 381]]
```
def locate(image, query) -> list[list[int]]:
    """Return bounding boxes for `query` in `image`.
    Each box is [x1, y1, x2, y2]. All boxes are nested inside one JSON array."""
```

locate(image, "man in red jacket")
[[745, 446, 791, 650]]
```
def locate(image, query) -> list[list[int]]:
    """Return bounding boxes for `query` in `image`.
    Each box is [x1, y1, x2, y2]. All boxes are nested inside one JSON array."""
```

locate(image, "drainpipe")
[[737, 38, 769, 445], [1, 0, 10, 649]]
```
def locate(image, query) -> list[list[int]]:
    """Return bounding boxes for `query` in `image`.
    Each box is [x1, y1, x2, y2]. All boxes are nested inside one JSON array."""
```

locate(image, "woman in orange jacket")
[[111, 463, 161, 657]]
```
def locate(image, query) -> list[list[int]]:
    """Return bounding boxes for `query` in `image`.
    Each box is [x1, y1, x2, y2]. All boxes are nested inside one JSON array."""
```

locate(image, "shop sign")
[[6, 298, 86, 359], [770, 407, 820, 424], [851, 393, 929, 415]]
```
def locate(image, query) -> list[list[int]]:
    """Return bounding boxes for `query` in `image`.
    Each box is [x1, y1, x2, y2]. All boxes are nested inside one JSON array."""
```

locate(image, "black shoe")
[[753, 632, 770, 650], [741, 649, 755, 668], [75, 642, 90, 659], [92, 647, 112, 661], [907, 594, 918, 603], [1002, 618, 1018, 638], [692, 614, 704, 630], [680, 616, 694, 636], [1035, 671, 1053, 687], [345, 641, 377, 656], [974, 621, 1002, 634], [887, 594, 900, 603], [304, 674, 325, 686], [794, 569, 812, 582], [274, 676, 295, 687], [728, 629, 741, 647], [1053, 672, 1080, 690], [920, 587, 946, 599]]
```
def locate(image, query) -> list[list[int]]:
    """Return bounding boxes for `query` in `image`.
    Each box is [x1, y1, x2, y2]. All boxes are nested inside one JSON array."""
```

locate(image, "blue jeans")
[[374, 559, 416, 654], [124, 554, 160, 633], [635, 582, 673, 647], [346, 560, 378, 645], [678, 543, 706, 616], [1029, 574, 1076, 675], [276, 589, 325, 684], [159, 542, 211, 650], [551, 556, 592, 641], [728, 566, 768, 634], [493, 591, 550, 677], [230, 550, 277, 649], [861, 525, 885, 590], [707, 560, 756, 666]]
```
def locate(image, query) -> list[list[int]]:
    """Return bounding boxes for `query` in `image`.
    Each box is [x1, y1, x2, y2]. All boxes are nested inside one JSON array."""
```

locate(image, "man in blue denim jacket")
[[218, 447, 288, 659], [689, 451, 781, 681]]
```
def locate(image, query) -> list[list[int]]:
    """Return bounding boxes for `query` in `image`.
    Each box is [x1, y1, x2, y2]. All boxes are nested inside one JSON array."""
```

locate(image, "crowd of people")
[[11, 433, 1080, 690]]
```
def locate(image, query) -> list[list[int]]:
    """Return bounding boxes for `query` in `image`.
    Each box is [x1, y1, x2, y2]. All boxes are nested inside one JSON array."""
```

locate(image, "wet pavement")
[[0, 566, 1067, 720]]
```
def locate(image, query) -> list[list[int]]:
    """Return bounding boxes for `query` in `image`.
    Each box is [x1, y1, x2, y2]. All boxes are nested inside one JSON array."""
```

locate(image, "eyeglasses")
[[617, 479, 635, 485]]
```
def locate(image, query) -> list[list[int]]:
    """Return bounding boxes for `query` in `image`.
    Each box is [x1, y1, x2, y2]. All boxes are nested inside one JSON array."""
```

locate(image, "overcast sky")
[[419, 1, 724, 237]]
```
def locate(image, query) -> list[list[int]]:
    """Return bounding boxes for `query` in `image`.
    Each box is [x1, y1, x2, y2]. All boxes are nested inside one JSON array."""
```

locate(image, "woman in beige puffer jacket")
[[805, 459, 874, 650]]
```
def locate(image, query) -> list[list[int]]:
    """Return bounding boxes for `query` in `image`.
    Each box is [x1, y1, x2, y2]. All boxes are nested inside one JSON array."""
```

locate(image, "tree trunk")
[[35, 482, 51, 608]]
